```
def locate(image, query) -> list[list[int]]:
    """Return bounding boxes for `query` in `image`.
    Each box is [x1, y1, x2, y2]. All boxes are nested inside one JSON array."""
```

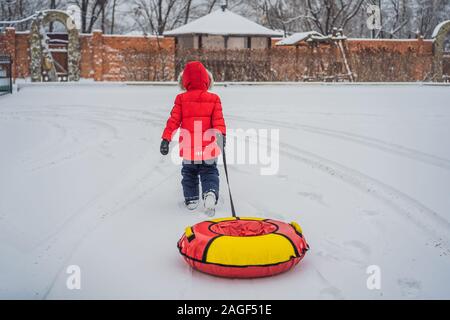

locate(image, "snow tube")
[[177, 217, 309, 278]]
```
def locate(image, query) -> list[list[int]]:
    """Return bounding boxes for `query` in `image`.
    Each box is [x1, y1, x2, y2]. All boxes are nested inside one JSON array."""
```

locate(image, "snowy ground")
[[1, 83, 450, 299]]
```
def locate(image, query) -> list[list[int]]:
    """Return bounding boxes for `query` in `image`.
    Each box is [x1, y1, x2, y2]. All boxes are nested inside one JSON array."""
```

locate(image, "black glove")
[[216, 133, 226, 151], [160, 139, 169, 155]]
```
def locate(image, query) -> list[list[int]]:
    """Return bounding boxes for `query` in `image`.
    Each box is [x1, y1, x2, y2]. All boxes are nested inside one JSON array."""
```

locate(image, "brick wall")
[[0, 27, 441, 82], [0, 29, 175, 82], [347, 39, 434, 81], [0, 28, 31, 79], [0, 32, 5, 52], [270, 38, 434, 82], [79, 31, 175, 81], [79, 34, 94, 79], [15, 32, 31, 79], [101, 33, 175, 81]]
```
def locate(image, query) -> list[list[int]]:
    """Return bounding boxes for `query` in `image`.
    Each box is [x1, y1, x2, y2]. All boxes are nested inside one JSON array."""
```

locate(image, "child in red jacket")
[[160, 61, 226, 214]]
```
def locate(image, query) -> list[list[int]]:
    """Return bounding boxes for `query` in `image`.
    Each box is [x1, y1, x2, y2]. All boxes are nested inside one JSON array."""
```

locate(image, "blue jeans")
[[181, 159, 219, 202]]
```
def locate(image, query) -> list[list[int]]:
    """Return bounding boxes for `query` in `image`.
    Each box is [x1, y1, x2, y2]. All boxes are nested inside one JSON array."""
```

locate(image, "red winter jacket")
[[162, 61, 226, 161]]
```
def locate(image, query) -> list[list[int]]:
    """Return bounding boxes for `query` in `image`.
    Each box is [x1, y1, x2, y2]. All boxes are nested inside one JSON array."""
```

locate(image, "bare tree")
[[305, 0, 365, 35], [413, 0, 450, 38], [205, 0, 217, 13], [132, 0, 198, 35], [184, 0, 193, 24], [67, 0, 108, 33], [244, 0, 365, 36], [1, 0, 450, 37], [0, 0, 57, 31]]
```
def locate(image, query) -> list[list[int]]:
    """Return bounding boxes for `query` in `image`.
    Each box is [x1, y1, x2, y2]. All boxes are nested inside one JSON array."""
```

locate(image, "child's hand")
[[160, 139, 169, 155]]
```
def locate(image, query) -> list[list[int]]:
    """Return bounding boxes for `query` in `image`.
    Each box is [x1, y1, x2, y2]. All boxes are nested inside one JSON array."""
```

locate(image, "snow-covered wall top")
[[164, 9, 283, 37], [276, 32, 325, 46]]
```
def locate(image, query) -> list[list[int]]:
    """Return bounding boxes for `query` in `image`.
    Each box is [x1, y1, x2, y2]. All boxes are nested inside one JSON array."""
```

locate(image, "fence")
[[121, 47, 174, 81], [0, 27, 441, 82], [0, 55, 12, 95], [175, 48, 272, 81], [174, 41, 434, 82]]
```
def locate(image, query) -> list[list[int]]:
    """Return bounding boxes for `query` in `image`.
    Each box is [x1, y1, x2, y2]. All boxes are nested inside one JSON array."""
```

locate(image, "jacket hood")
[[181, 61, 211, 91]]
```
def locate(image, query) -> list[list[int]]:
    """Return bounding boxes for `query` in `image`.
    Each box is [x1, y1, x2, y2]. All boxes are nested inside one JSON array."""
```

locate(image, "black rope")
[[221, 145, 237, 218]]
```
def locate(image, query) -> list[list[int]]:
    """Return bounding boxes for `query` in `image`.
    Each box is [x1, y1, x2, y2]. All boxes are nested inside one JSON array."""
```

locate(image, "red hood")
[[182, 61, 210, 91]]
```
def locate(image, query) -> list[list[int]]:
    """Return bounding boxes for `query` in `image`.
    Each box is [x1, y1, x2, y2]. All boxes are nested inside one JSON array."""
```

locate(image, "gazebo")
[[163, 5, 282, 50], [163, 4, 282, 81]]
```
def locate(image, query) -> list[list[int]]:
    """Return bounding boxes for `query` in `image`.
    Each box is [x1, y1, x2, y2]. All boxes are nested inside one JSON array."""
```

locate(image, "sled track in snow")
[[229, 115, 450, 246], [41, 162, 179, 299], [0, 107, 121, 171], [0, 104, 168, 172], [229, 115, 450, 171], [274, 139, 450, 249], [230, 128, 450, 250], [0, 112, 70, 166], [299, 125, 450, 171], [0, 104, 178, 298]]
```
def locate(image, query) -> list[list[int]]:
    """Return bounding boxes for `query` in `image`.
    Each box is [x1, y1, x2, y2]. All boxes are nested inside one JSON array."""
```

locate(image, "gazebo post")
[[295, 45, 299, 81]]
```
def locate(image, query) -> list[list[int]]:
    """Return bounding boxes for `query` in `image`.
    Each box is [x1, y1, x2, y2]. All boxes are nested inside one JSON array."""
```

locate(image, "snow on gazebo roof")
[[164, 9, 283, 37], [276, 31, 326, 46]]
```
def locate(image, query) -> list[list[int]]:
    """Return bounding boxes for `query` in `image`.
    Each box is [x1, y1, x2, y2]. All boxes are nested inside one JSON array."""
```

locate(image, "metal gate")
[[0, 55, 12, 95], [45, 33, 69, 82]]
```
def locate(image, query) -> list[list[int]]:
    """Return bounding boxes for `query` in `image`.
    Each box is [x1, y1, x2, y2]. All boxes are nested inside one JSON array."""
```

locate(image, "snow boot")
[[203, 191, 217, 217], [185, 199, 199, 211]]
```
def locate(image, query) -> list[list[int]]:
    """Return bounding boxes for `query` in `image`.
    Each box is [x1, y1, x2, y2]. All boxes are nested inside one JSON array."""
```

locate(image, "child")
[[160, 61, 226, 213]]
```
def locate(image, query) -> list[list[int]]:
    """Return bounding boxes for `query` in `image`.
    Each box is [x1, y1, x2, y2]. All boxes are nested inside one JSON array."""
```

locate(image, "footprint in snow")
[[317, 239, 371, 267], [361, 209, 380, 216], [359, 209, 388, 234], [297, 191, 327, 207], [343, 240, 372, 257]]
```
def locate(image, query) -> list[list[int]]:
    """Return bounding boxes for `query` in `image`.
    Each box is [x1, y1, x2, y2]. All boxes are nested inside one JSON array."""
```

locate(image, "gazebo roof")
[[164, 9, 283, 37]]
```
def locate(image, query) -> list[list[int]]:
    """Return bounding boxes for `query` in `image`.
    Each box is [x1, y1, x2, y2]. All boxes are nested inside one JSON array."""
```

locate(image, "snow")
[[105, 33, 164, 39], [276, 32, 325, 46], [164, 9, 283, 37], [1, 83, 450, 299], [346, 38, 432, 42], [49, 49, 68, 53]]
